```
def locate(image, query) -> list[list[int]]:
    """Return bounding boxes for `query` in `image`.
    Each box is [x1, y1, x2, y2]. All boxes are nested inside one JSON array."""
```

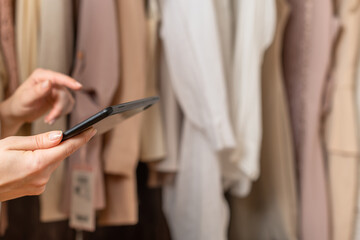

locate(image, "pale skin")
[[0, 68, 96, 202]]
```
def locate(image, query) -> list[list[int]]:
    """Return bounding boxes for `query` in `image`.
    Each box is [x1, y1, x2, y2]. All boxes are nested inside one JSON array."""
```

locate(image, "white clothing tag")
[[70, 168, 95, 231]]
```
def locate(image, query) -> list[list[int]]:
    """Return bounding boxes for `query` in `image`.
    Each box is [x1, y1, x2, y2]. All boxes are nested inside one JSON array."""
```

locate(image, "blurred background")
[[0, 0, 357, 240]]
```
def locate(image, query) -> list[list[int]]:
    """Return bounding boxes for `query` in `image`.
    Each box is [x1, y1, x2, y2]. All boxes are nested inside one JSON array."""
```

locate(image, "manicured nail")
[[49, 131, 62, 141], [89, 129, 97, 138], [42, 80, 50, 89]]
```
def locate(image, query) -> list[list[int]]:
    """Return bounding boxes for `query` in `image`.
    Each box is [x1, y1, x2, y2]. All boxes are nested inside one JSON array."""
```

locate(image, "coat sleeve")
[[160, 0, 235, 152]]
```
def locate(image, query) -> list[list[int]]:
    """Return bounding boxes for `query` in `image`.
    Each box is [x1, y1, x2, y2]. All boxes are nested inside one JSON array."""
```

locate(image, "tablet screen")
[[92, 105, 146, 135], [62, 96, 159, 141]]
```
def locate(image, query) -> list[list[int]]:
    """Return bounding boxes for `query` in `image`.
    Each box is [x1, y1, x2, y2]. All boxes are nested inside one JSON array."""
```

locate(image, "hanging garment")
[[227, 0, 298, 239], [326, 1, 360, 240], [146, 46, 183, 188], [15, 0, 40, 137], [15, 0, 40, 84], [218, 0, 276, 197], [79, 163, 171, 240], [149, 0, 183, 184], [61, 0, 119, 214], [0, 0, 18, 97], [282, 0, 337, 239], [160, 0, 236, 239], [152, 49, 182, 174], [97, 0, 147, 226], [33, 0, 74, 223], [0, 2, 13, 232], [0, 55, 5, 125], [0, 14, 8, 102], [140, 0, 166, 163]]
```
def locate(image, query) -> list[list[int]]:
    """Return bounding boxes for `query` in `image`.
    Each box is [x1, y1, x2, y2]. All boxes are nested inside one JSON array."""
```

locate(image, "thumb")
[[5, 131, 63, 151]]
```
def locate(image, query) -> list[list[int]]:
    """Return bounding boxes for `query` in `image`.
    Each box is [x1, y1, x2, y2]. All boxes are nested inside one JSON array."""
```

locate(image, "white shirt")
[[160, 0, 235, 239]]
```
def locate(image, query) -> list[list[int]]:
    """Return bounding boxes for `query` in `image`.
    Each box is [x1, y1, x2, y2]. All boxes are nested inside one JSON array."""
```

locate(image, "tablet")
[[61, 96, 159, 142]]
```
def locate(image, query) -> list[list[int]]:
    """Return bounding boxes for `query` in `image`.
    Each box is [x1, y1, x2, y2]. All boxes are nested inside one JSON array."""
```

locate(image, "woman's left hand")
[[0, 68, 82, 137]]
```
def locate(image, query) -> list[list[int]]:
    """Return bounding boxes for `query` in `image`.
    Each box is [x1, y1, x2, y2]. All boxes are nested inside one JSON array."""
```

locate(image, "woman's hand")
[[0, 128, 96, 202], [0, 68, 82, 137]]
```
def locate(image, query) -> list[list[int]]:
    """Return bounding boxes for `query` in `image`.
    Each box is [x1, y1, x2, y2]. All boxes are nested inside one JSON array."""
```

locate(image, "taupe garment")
[[34, 0, 74, 222], [228, 0, 298, 239], [282, 0, 337, 239], [98, 0, 147, 225], [0, 0, 18, 97], [62, 0, 119, 214], [140, 0, 166, 162], [325, 0, 360, 239]]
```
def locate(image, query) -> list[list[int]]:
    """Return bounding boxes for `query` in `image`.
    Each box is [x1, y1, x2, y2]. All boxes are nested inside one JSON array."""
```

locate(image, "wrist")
[[0, 98, 23, 137]]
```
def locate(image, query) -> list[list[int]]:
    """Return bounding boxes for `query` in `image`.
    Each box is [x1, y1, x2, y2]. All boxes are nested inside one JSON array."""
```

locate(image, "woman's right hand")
[[0, 128, 97, 202]]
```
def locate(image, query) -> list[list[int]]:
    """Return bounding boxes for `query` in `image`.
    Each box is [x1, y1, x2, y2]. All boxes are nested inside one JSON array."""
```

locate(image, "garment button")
[[77, 51, 84, 60]]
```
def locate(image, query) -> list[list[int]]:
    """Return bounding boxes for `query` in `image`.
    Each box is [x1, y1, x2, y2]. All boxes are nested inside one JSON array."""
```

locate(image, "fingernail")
[[89, 129, 97, 138], [49, 131, 62, 141], [75, 82, 82, 88], [48, 119, 55, 125], [42, 80, 50, 89]]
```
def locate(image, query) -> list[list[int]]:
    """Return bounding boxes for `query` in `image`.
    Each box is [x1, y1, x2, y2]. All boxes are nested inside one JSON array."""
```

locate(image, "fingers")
[[39, 128, 97, 165], [32, 68, 82, 90], [44, 88, 75, 124], [44, 104, 62, 124], [4, 131, 63, 151]]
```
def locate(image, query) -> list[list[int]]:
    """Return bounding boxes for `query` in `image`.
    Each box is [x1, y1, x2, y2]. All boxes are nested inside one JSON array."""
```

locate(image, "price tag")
[[69, 167, 95, 231]]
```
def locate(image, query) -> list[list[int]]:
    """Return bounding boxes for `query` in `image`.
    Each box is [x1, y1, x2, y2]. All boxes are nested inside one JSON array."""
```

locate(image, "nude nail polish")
[[42, 80, 50, 89], [49, 131, 62, 141]]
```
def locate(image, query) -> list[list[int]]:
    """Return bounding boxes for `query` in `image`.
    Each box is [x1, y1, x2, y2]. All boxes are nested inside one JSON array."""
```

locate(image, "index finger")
[[38, 128, 97, 166], [32, 68, 82, 90]]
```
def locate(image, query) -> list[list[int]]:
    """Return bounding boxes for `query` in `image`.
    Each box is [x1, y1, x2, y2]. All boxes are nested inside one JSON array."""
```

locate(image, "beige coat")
[[34, 0, 74, 222], [140, 0, 166, 163], [153, 50, 182, 174], [228, 0, 298, 239], [15, 0, 40, 137], [15, 0, 40, 84], [282, 0, 338, 239], [98, 0, 147, 225], [325, 0, 360, 239], [148, 1, 183, 188]]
